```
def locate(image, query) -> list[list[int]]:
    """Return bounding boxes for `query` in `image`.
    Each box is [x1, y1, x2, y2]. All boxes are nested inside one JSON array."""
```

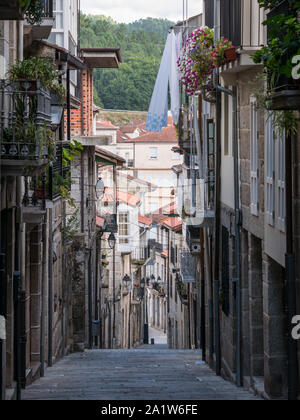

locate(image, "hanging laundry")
[[146, 30, 181, 132]]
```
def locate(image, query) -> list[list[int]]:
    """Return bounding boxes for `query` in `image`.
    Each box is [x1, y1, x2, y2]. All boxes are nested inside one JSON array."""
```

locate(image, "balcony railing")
[[205, 0, 264, 49], [0, 80, 52, 175], [148, 239, 163, 253], [43, 0, 53, 18]]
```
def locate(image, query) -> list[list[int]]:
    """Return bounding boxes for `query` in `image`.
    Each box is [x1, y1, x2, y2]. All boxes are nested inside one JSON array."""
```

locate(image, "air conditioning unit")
[[190, 243, 201, 255], [186, 226, 201, 255]]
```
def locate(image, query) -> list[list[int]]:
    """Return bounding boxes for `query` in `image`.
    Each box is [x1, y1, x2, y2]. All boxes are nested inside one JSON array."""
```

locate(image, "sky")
[[81, 0, 203, 24]]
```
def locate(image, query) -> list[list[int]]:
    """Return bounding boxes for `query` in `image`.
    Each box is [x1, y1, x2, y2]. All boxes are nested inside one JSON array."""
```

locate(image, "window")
[[277, 130, 286, 232], [266, 114, 275, 226], [119, 212, 130, 244], [170, 275, 173, 299], [223, 90, 230, 156], [250, 98, 259, 216], [149, 147, 158, 160], [206, 120, 215, 210]]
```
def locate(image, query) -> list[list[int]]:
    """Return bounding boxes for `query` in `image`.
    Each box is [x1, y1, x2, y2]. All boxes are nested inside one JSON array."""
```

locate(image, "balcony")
[[186, 226, 201, 255], [24, 0, 54, 41], [0, 79, 52, 176], [266, 1, 300, 110], [0, 0, 24, 20], [117, 240, 133, 255], [206, 0, 265, 82], [148, 239, 163, 254], [21, 175, 47, 224]]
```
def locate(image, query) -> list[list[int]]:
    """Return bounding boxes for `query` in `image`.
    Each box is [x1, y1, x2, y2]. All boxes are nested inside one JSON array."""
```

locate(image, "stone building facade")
[[169, 0, 300, 400], [0, 4, 123, 400]]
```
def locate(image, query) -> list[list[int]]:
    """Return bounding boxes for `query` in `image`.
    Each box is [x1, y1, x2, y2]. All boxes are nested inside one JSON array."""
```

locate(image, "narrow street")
[[22, 344, 261, 401]]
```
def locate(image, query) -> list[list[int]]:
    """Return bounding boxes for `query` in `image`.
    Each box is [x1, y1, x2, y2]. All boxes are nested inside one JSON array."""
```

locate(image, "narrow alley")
[[22, 346, 260, 401], [1, 0, 300, 403]]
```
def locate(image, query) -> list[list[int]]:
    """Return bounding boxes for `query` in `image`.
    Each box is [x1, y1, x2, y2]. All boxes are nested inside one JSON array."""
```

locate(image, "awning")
[[81, 48, 122, 69]]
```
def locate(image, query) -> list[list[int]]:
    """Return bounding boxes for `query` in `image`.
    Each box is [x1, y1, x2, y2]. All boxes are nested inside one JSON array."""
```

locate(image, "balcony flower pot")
[[224, 47, 237, 63], [35, 188, 49, 199], [268, 88, 300, 110], [17, 79, 39, 93]]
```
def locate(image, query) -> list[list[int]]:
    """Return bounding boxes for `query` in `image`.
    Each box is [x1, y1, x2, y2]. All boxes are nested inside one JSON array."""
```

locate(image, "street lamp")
[[151, 274, 156, 282], [108, 232, 116, 249], [95, 178, 105, 200], [123, 274, 132, 284]]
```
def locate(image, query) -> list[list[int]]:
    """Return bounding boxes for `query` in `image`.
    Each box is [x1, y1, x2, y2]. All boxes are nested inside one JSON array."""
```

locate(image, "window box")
[[0, 79, 52, 176], [266, 0, 300, 110]]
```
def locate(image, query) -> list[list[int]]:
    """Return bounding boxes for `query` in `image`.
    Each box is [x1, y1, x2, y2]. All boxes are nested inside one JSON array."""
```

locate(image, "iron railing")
[[43, 0, 53, 18], [0, 80, 51, 162]]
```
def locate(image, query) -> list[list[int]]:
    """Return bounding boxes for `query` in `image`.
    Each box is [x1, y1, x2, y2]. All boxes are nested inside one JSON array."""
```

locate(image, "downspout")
[[15, 22, 25, 399], [40, 174, 47, 377], [48, 207, 53, 367], [285, 134, 298, 400], [194, 96, 206, 361], [88, 248, 93, 349], [213, 0, 242, 387], [213, 0, 221, 377], [112, 165, 117, 348]]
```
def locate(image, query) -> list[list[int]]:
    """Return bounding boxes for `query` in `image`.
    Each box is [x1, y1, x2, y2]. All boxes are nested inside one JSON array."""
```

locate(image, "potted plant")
[[177, 27, 215, 95], [178, 28, 236, 96], [252, 0, 300, 110], [8, 56, 66, 103], [18, 0, 46, 25]]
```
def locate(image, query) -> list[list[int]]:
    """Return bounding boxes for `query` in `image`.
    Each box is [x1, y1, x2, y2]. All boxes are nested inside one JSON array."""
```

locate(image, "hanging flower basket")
[[224, 46, 237, 63], [178, 28, 235, 96]]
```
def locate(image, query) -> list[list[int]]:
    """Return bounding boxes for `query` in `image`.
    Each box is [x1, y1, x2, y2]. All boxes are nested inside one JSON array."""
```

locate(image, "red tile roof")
[[138, 214, 152, 226], [161, 217, 183, 231], [117, 130, 132, 143], [146, 201, 178, 224], [102, 188, 140, 207], [133, 125, 177, 143], [96, 216, 105, 228], [96, 120, 118, 130]]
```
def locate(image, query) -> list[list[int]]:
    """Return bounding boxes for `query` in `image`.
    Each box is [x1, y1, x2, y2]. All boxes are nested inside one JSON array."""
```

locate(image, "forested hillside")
[[80, 15, 175, 111]]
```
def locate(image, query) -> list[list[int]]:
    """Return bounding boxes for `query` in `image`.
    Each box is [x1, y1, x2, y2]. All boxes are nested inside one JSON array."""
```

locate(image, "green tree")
[[80, 14, 175, 111]]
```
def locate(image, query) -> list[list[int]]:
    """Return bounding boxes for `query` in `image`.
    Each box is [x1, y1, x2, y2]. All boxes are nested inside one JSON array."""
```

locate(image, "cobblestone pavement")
[[22, 345, 262, 400]]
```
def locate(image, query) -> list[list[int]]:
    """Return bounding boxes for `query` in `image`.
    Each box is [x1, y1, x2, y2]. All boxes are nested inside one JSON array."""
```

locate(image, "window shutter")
[[277, 130, 286, 232], [266, 114, 275, 226], [250, 99, 259, 216]]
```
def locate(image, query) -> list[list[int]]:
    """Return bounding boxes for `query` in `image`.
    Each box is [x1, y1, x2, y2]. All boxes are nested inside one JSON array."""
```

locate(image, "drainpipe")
[[48, 208, 53, 367], [40, 173, 47, 377], [88, 248, 93, 349], [285, 135, 298, 400], [213, 0, 242, 387], [213, 0, 222, 377]]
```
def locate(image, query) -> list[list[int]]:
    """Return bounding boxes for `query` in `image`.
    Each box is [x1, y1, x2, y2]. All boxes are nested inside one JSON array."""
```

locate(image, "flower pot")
[[224, 47, 237, 63], [35, 188, 49, 199], [268, 89, 300, 110], [17, 79, 39, 93]]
